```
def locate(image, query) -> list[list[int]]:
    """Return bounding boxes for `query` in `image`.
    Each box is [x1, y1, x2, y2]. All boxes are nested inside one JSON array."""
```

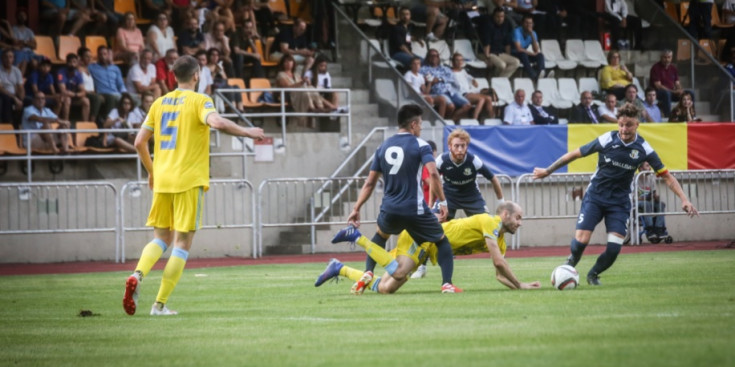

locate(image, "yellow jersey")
[[143, 89, 216, 193]]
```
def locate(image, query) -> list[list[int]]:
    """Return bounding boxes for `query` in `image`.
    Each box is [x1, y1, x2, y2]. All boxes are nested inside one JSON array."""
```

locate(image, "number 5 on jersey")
[[160, 112, 180, 150], [385, 147, 404, 175]]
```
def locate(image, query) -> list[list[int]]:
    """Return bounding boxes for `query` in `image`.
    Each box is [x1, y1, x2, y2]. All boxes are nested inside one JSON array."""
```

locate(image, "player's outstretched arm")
[[661, 172, 700, 218], [533, 148, 583, 179], [349, 170, 381, 227], [486, 238, 540, 290], [206, 112, 265, 140]]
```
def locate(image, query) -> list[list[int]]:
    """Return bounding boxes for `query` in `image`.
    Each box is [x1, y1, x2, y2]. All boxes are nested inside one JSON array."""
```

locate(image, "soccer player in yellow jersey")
[[122, 55, 265, 316], [315, 201, 541, 294]]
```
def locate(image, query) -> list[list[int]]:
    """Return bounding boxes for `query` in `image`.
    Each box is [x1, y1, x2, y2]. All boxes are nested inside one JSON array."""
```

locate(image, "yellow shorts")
[[390, 231, 437, 273], [146, 187, 204, 232]]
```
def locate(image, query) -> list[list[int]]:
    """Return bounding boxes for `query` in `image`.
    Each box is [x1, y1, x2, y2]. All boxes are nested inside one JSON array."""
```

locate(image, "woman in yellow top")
[[599, 50, 633, 101]]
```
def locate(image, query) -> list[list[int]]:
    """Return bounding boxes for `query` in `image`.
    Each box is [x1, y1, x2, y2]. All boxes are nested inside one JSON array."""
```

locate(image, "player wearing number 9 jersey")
[[122, 55, 264, 316], [330, 104, 462, 294]]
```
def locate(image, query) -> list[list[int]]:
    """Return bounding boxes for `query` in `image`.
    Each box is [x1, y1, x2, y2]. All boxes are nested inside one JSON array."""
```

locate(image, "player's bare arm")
[[349, 170, 381, 227], [134, 127, 155, 189], [487, 237, 540, 290], [425, 161, 448, 221], [206, 113, 265, 140], [490, 176, 504, 202], [661, 172, 699, 217], [533, 148, 583, 179]]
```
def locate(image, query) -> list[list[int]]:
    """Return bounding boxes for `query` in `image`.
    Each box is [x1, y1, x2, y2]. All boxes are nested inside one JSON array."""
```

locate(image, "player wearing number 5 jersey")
[[330, 104, 461, 294], [122, 55, 264, 316]]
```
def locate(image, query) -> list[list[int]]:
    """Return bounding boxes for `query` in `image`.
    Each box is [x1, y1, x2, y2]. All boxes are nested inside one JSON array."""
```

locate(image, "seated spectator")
[[602, 0, 642, 49], [387, 7, 422, 69], [155, 49, 179, 94], [511, 15, 545, 81], [195, 50, 213, 95], [102, 93, 136, 153], [0, 49, 24, 126], [420, 49, 472, 123], [642, 87, 663, 123], [204, 20, 235, 77], [304, 56, 343, 112], [234, 1, 261, 38], [495, 0, 522, 27], [88, 46, 127, 119], [686, 0, 713, 40], [73, 0, 109, 36], [669, 91, 701, 123], [230, 18, 265, 79], [56, 53, 90, 122], [637, 161, 669, 241], [451, 53, 496, 121], [3, 9, 38, 75], [128, 91, 154, 128], [650, 49, 686, 117], [206, 47, 243, 111], [41, 0, 91, 38], [618, 84, 650, 122], [528, 90, 558, 125], [141, 0, 173, 21], [270, 18, 315, 75], [146, 13, 176, 61], [207, 1, 236, 34], [21, 92, 70, 154], [570, 91, 602, 123], [600, 51, 633, 101], [725, 0, 735, 26], [114, 12, 145, 64], [276, 54, 336, 125], [410, 0, 448, 41], [126, 49, 162, 102], [25, 60, 68, 116], [598, 94, 618, 122], [404, 56, 447, 118], [77, 47, 104, 125], [177, 16, 206, 56], [476, 7, 521, 78], [536, 0, 580, 40], [92, 0, 122, 35], [503, 89, 533, 125]]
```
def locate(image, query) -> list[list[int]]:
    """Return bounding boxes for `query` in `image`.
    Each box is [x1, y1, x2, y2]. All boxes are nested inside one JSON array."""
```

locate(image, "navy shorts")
[[576, 195, 630, 235], [377, 210, 445, 244]]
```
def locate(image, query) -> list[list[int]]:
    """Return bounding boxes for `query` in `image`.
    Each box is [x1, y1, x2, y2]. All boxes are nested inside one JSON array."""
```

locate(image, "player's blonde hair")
[[447, 128, 470, 146]]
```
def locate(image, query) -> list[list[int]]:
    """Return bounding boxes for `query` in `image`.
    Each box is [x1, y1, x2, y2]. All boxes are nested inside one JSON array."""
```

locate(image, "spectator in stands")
[[102, 93, 136, 153], [115, 12, 146, 65], [56, 53, 90, 122], [26, 60, 69, 116], [196, 50, 213, 95], [271, 18, 315, 75], [72, 0, 110, 36], [503, 89, 533, 125], [155, 48, 179, 94], [511, 15, 546, 81], [128, 91, 154, 128], [206, 47, 244, 111], [235, 1, 262, 38], [387, 7, 422, 69], [618, 84, 651, 122], [142, 0, 173, 21], [3, 9, 37, 75], [476, 7, 521, 78], [88, 46, 127, 119], [230, 18, 265, 79], [304, 55, 342, 112], [421, 49, 472, 123], [494, 0, 522, 27], [687, 0, 713, 39], [204, 20, 235, 77], [126, 49, 162, 101], [536, 0, 580, 40], [570, 91, 601, 123], [177, 16, 206, 56], [602, 0, 642, 50], [21, 91, 70, 154], [642, 87, 663, 123], [669, 91, 701, 123], [92, 0, 122, 33], [650, 49, 686, 117], [276, 54, 337, 126], [598, 94, 619, 123], [409, 0, 448, 41], [725, 0, 735, 27], [146, 13, 176, 61], [404, 56, 448, 118], [451, 53, 496, 121], [600, 50, 633, 101], [41, 0, 91, 38], [0, 50, 24, 127], [76, 47, 104, 125], [528, 90, 558, 125]]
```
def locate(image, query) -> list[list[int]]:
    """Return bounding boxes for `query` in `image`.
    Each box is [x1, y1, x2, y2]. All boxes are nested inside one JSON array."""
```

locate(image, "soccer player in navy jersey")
[[330, 104, 462, 293], [533, 103, 698, 286]]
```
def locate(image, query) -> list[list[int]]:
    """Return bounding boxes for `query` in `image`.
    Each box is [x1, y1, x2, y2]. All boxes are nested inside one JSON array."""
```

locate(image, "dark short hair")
[[397, 104, 423, 129], [97, 45, 108, 55], [427, 140, 437, 152], [173, 55, 199, 83], [2, 49, 13, 56], [492, 7, 505, 15], [625, 84, 637, 92], [77, 47, 90, 57], [644, 86, 657, 95], [195, 49, 207, 58], [66, 53, 79, 63]]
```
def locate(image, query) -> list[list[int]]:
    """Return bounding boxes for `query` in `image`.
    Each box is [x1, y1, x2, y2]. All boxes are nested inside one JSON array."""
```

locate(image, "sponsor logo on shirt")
[[204, 101, 214, 109], [630, 149, 640, 159]]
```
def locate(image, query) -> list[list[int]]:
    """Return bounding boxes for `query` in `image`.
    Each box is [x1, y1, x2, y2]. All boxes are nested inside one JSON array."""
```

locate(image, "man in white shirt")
[[126, 49, 162, 101], [598, 93, 618, 122], [21, 92, 70, 154], [127, 91, 154, 128], [195, 50, 213, 95], [0, 49, 24, 125], [503, 89, 533, 125]]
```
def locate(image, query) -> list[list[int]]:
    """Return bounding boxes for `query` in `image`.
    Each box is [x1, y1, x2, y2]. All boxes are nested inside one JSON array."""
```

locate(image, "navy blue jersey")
[[580, 131, 666, 204], [435, 152, 495, 211], [370, 133, 435, 215]]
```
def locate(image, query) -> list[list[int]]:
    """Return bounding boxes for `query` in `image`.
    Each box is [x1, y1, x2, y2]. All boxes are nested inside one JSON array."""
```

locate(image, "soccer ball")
[[550, 265, 579, 290]]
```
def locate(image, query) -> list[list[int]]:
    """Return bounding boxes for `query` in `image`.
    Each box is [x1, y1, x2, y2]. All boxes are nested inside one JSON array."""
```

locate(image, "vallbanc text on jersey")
[[161, 96, 187, 106]]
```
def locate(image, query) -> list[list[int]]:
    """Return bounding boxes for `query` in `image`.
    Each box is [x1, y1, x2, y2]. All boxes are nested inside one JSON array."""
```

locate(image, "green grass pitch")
[[1, 250, 734, 367]]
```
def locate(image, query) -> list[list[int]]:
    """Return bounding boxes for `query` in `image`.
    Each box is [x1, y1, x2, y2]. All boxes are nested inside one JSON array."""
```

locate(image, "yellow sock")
[[155, 248, 188, 305], [339, 264, 377, 291], [356, 236, 397, 269], [135, 239, 168, 277]]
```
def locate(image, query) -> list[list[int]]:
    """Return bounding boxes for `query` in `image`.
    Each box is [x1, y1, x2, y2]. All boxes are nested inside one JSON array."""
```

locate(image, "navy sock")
[[364, 233, 387, 272], [589, 242, 622, 276], [435, 236, 454, 285], [568, 239, 587, 266]]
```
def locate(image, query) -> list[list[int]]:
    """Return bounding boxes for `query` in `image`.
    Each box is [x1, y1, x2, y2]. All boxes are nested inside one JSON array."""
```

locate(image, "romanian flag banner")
[[443, 123, 735, 177]]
